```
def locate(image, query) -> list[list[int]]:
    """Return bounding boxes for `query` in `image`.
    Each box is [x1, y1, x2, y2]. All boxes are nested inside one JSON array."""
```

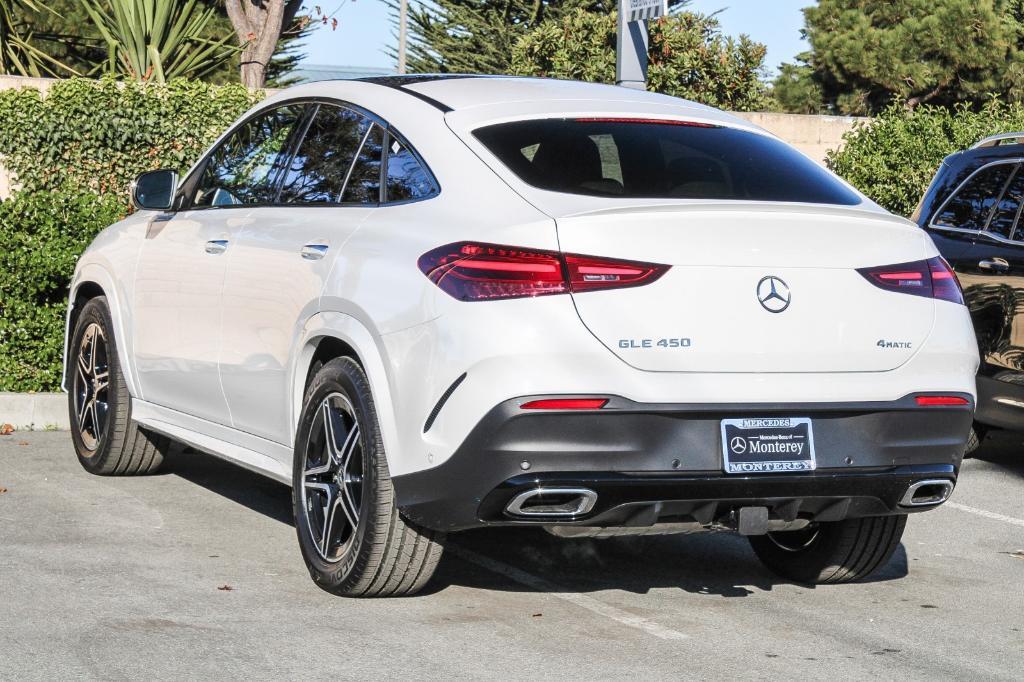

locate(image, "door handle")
[[301, 244, 329, 260], [978, 257, 1010, 272], [205, 239, 229, 255]]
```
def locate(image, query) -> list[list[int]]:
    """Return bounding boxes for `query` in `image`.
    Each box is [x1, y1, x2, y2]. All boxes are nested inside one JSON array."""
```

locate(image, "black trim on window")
[[173, 95, 440, 212]]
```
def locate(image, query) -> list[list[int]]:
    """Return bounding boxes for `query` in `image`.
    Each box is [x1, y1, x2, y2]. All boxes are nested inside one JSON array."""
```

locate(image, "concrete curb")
[[0, 392, 69, 431]]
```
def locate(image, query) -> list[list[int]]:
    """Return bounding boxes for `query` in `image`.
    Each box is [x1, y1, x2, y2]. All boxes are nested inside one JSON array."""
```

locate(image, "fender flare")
[[63, 263, 142, 399], [289, 311, 401, 467]]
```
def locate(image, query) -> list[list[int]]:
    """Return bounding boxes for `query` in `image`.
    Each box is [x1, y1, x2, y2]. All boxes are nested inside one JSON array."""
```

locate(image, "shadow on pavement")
[[163, 448, 293, 526], [972, 430, 1024, 480], [163, 448, 911, 597], [431, 527, 909, 597]]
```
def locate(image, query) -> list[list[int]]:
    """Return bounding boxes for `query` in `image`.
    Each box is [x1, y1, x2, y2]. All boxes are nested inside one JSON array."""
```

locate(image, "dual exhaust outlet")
[[504, 478, 955, 520]]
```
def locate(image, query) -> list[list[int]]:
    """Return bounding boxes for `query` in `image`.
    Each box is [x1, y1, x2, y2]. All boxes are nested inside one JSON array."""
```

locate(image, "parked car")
[[914, 132, 1024, 452], [65, 76, 978, 596]]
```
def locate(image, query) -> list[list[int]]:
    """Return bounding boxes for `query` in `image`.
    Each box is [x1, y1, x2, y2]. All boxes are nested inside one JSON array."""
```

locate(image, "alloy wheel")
[[73, 323, 110, 451], [301, 393, 364, 563]]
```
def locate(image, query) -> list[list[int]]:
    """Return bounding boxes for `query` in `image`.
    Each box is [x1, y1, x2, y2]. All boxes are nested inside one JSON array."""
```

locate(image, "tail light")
[[418, 241, 669, 301], [857, 257, 964, 304]]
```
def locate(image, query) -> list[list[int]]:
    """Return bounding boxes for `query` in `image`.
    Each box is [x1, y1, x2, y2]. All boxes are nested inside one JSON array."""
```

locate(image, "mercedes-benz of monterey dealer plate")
[[720, 417, 816, 474]]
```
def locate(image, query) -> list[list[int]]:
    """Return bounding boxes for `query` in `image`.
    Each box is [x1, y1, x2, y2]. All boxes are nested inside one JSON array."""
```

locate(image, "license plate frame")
[[720, 417, 816, 474]]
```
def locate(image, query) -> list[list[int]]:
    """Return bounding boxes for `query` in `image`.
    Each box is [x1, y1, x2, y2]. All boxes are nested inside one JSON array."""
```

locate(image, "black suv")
[[914, 132, 1024, 450]]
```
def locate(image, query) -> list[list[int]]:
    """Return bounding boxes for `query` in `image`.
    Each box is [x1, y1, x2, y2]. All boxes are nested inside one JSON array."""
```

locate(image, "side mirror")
[[131, 169, 178, 211]]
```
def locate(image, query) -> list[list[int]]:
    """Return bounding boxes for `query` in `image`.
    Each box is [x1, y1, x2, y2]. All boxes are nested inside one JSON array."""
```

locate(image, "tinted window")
[[385, 135, 438, 202], [933, 163, 1016, 230], [983, 166, 1024, 240], [278, 105, 369, 204], [193, 105, 303, 207], [473, 119, 862, 204], [341, 123, 384, 204]]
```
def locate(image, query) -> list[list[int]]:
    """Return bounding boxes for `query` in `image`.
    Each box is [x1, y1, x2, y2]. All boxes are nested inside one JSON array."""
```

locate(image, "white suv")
[[64, 76, 979, 596]]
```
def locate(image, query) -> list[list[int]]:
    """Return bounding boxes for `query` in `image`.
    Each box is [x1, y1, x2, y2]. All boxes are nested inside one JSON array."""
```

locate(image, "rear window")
[[473, 118, 861, 205]]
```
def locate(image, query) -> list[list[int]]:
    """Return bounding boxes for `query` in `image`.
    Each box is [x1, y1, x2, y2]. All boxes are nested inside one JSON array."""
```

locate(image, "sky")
[[299, 0, 810, 76]]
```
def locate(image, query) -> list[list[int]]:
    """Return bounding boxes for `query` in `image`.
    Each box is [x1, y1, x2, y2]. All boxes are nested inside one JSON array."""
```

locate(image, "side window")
[[933, 163, 1017, 231], [341, 123, 384, 204], [986, 167, 1024, 240], [279, 105, 369, 204], [385, 135, 438, 202], [193, 105, 304, 207]]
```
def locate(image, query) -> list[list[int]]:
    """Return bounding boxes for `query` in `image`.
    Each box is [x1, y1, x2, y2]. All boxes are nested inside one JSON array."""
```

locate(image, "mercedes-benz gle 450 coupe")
[[65, 76, 979, 596]]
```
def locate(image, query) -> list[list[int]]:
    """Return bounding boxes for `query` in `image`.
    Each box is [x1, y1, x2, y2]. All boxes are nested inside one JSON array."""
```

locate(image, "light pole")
[[398, 0, 408, 75]]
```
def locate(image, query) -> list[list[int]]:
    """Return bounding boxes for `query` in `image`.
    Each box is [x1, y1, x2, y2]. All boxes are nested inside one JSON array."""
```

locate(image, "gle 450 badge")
[[720, 417, 816, 474]]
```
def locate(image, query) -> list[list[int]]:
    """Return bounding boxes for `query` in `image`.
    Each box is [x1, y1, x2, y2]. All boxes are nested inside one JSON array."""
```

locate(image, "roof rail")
[[970, 132, 1024, 149]]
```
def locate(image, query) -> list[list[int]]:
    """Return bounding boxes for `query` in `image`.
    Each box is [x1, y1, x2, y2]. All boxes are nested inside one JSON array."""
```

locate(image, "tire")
[[963, 425, 983, 458], [748, 514, 907, 584], [68, 296, 171, 475], [292, 357, 444, 597]]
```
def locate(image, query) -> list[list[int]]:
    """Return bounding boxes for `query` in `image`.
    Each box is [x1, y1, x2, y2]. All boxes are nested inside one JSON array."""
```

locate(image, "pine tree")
[[774, 0, 1024, 115]]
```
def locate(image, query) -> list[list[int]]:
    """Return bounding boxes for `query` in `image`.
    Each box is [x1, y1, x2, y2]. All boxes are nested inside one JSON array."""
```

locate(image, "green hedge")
[[828, 101, 1024, 217], [0, 191, 126, 392], [0, 77, 261, 198], [0, 77, 263, 393]]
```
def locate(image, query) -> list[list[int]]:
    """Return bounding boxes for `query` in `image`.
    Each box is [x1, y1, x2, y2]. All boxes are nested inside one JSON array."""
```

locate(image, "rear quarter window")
[[473, 118, 862, 205]]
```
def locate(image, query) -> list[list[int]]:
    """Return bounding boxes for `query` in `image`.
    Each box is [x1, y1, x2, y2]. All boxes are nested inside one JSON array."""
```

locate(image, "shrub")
[[0, 191, 126, 392], [511, 9, 771, 112], [0, 76, 261, 200], [828, 101, 1024, 216]]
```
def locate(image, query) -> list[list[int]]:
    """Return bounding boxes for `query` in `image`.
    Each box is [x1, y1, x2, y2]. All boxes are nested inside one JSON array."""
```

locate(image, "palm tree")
[[80, 0, 238, 82], [0, 0, 78, 75]]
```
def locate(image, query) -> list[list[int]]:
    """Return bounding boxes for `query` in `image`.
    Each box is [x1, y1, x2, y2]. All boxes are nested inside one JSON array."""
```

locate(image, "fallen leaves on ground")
[[0, 424, 14, 435], [1003, 550, 1024, 560], [0, 487, 8, 494], [17, 441, 28, 446], [217, 584, 234, 591]]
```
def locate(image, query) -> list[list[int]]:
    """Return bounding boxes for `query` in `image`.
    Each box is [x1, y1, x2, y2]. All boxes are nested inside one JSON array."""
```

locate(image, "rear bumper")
[[392, 394, 973, 531]]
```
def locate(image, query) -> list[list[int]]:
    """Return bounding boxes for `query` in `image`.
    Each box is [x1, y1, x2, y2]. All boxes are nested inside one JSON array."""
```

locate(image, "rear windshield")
[[473, 118, 861, 205]]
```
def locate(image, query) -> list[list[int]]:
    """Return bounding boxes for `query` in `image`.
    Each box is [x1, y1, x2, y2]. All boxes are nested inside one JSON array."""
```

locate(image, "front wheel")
[[748, 515, 907, 584], [68, 296, 171, 475], [292, 357, 444, 597]]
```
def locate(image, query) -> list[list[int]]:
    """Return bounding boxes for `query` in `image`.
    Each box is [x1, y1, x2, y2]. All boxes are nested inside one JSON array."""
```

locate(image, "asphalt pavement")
[[1, 430, 1022, 680]]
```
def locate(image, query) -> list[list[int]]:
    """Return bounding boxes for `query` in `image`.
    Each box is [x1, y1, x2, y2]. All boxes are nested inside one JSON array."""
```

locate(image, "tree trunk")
[[225, 0, 302, 89]]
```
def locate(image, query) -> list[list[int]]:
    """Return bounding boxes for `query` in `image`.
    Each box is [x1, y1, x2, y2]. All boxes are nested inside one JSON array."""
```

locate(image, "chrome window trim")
[[928, 157, 1024, 245], [971, 132, 1024, 149]]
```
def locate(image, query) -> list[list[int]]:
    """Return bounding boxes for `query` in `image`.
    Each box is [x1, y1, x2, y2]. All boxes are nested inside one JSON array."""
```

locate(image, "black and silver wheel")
[[293, 357, 444, 597], [72, 321, 110, 452], [748, 515, 907, 584], [68, 296, 171, 475]]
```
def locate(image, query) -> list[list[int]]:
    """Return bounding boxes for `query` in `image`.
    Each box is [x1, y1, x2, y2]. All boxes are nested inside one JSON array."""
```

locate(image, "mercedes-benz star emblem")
[[756, 275, 791, 313], [730, 436, 747, 454]]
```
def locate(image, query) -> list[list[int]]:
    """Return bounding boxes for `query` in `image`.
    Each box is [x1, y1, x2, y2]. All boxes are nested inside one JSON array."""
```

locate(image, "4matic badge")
[[877, 339, 913, 349]]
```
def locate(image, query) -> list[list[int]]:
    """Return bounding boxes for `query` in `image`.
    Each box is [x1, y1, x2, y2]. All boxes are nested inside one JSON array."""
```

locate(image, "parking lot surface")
[[1, 430, 1022, 680]]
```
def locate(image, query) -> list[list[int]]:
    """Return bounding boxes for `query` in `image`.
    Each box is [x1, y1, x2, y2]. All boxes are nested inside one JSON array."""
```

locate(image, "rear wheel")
[[748, 515, 907, 584], [963, 425, 985, 458], [292, 357, 444, 597], [68, 296, 171, 475]]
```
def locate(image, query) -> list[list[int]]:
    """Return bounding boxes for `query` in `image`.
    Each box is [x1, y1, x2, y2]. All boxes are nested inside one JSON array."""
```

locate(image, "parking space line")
[[945, 501, 1024, 528], [447, 544, 689, 641]]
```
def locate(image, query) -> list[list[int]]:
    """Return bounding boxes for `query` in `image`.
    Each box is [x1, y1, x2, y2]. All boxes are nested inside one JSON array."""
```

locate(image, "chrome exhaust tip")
[[900, 479, 955, 507], [505, 487, 597, 517]]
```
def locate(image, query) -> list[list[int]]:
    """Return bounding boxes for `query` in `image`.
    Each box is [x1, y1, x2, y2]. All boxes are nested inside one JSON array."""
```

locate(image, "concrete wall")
[[0, 77, 866, 198], [733, 111, 868, 163]]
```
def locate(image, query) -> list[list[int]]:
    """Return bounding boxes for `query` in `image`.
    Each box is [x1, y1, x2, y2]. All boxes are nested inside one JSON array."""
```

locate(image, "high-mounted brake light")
[[915, 395, 970, 407], [857, 257, 964, 304], [573, 117, 720, 128], [521, 398, 609, 410], [418, 241, 670, 301]]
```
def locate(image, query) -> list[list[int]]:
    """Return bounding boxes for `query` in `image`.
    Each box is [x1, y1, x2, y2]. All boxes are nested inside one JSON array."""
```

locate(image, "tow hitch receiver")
[[738, 506, 770, 535]]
